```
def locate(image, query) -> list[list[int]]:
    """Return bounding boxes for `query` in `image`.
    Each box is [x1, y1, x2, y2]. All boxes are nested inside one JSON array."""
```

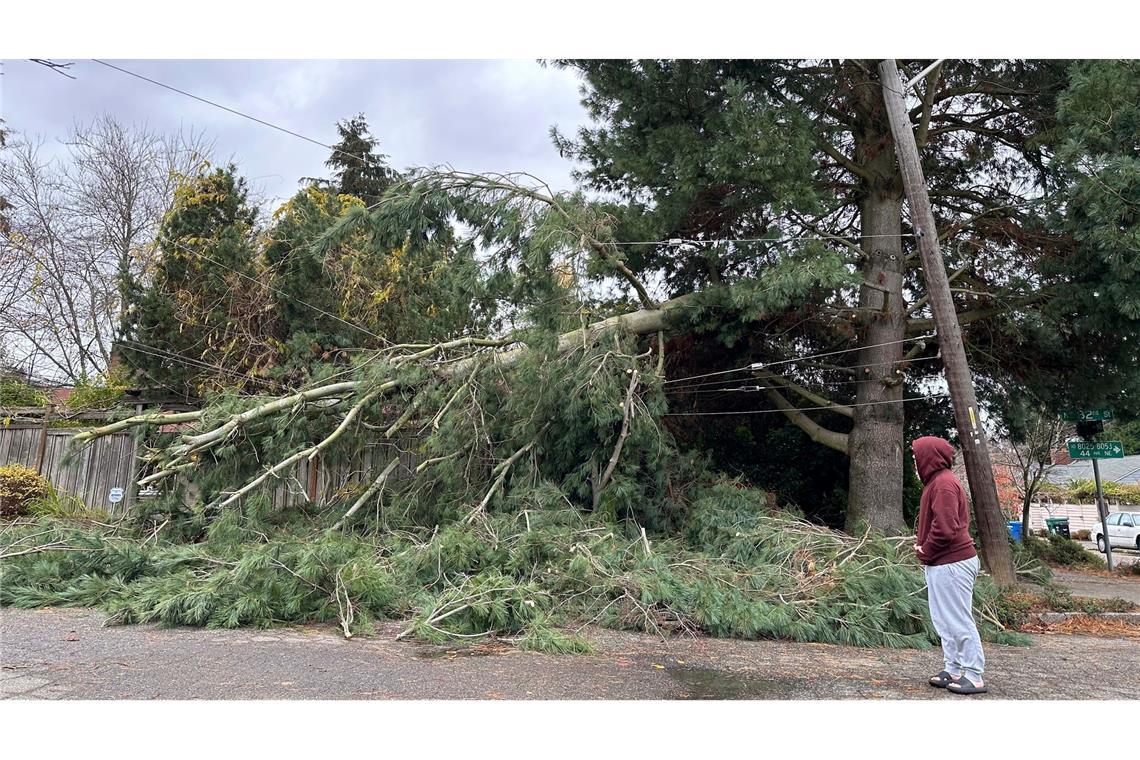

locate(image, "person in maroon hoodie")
[[911, 435, 987, 695]]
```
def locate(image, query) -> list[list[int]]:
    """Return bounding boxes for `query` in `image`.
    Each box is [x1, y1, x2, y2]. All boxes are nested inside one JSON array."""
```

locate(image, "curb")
[[1030, 612, 1140, 624]]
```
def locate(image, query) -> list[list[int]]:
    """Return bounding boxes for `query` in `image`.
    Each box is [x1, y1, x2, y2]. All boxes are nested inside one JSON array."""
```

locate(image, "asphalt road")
[[2, 607, 1137, 700], [1053, 570, 1140, 605]]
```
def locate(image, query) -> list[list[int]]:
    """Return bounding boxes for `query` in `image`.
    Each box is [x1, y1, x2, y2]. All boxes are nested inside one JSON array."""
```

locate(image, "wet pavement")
[[3, 606, 1138, 700]]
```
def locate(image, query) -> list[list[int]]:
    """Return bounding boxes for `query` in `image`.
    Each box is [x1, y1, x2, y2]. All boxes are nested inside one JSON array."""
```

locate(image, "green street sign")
[[1059, 409, 1114, 422], [1067, 441, 1125, 459]]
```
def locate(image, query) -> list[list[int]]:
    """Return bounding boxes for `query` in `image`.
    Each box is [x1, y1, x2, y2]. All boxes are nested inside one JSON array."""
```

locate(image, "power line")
[[90, 59, 387, 173], [118, 340, 282, 390], [165, 238, 389, 344], [660, 333, 935, 386], [669, 376, 873, 394], [844, 354, 942, 372], [662, 391, 950, 417], [610, 232, 917, 247], [752, 333, 936, 372], [663, 355, 946, 395], [65, 64, 396, 343]]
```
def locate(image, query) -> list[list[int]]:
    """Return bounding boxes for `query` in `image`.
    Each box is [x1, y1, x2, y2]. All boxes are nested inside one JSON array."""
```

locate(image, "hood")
[[912, 436, 955, 484]]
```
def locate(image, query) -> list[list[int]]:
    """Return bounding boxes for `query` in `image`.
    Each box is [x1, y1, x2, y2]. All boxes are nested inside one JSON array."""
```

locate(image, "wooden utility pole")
[[878, 59, 1017, 587]]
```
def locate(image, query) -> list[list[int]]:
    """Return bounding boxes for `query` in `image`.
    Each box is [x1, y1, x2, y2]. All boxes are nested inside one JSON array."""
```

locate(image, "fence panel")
[[0, 426, 138, 514], [3, 422, 420, 515]]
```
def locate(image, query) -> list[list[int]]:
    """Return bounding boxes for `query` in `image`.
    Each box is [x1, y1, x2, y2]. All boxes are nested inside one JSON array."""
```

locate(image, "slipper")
[[928, 671, 956, 688], [947, 677, 988, 695]]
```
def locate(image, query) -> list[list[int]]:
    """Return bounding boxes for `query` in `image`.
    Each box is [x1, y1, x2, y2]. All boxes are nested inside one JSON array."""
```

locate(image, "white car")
[[1090, 511, 1140, 553]]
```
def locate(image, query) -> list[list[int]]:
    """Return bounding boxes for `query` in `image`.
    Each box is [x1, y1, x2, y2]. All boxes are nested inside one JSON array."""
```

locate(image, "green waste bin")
[[1045, 518, 1070, 539]]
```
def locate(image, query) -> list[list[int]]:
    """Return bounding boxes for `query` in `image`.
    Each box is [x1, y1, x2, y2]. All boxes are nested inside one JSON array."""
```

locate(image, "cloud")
[[4, 59, 590, 209]]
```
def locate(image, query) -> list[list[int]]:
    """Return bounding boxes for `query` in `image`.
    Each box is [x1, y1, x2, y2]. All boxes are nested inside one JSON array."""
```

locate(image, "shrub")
[[1022, 533, 1105, 569], [991, 587, 1136, 628], [1073, 529, 1091, 541], [0, 378, 50, 408], [0, 465, 54, 518], [1064, 479, 1140, 505], [64, 370, 129, 412]]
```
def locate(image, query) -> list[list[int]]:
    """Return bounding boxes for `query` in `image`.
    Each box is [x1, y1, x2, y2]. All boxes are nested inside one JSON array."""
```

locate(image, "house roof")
[[1043, 454, 1140, 485], [49, 387, 73, 405]]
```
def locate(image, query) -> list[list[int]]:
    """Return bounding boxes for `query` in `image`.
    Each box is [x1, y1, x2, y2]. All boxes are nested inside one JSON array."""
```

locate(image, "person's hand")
[[913, 543, 925, 556]]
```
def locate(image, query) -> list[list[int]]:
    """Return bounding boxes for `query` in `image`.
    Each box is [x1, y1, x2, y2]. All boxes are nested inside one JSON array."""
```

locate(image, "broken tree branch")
[[763, 387, 850, 454], [330, 455, 402, 532], [593, 370, 640, 511]]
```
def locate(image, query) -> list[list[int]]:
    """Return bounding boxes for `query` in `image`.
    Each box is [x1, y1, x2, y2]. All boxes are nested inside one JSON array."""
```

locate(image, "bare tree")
[[1008, 409, 1072, 542], [0, 117, 211, 382]]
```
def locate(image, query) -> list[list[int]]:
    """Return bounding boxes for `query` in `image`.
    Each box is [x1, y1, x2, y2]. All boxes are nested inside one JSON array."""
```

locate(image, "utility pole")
[[878, 59, 1017, 588], [1091, 458, 1115, 571]]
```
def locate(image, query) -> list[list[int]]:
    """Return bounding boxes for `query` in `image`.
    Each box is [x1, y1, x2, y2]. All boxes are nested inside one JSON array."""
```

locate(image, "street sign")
[[1059, 409, 1114, 422], [1067, 441, 1125, 459], [108, 487, 125, 504]]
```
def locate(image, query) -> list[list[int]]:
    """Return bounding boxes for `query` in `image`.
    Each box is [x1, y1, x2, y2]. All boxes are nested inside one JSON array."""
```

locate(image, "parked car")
[[1090, 511, 1140, 552]]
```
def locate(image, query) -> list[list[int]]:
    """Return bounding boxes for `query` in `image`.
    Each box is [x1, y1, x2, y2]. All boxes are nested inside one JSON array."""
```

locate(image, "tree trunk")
[[845, 191, 908, 534], [844, 69, 909, 535], [1020, 493, 1032, 544]]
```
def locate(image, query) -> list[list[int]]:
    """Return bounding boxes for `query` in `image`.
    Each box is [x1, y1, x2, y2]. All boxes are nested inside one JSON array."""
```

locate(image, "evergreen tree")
[[263, 184, 487, 377], [551, 60, 1139, 553], [123, 164, 269, 395], [317, 114, 397, 206]]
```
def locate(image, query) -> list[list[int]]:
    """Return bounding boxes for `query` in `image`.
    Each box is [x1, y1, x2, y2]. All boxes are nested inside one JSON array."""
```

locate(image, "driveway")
[[2, 607, 1137, 700]]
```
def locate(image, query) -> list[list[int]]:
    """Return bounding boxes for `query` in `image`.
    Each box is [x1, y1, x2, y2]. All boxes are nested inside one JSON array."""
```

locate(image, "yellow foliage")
[[0, 464, 54, 518]]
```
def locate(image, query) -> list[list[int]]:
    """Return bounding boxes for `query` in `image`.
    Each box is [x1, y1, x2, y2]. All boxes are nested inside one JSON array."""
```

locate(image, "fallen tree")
[[2, 168, 1056, 648], [0, 486, 1035, 650]]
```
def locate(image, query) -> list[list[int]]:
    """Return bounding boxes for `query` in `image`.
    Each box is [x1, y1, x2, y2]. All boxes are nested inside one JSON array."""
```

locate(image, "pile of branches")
[[0, 484, 1033, 651]]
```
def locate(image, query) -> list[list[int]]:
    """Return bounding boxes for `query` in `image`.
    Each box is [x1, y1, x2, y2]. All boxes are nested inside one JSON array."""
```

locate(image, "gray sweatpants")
[[924, 555, 985, 680]]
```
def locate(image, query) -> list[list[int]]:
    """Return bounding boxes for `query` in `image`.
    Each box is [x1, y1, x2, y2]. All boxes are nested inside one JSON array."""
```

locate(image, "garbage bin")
[[1045, 518, 1070, 539], [1007, 521, 1022, 541]]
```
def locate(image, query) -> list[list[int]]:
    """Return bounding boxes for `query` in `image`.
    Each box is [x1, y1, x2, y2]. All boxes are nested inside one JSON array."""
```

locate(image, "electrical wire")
[[660, 333, 935, 386], [118, 340, 282, 390], [165, 238, 390, 344], [662, 391, 950, 417], [91, 60, 390, 173], [58, 63, 397, 354], [610, 232, 917, 247]]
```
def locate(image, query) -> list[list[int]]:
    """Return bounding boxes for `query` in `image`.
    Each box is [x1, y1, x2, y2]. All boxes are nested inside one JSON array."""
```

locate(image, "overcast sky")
[[1, 59, 592, 208]]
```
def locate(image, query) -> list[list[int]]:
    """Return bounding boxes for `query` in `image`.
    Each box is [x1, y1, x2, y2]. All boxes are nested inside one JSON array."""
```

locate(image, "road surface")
[[2, 607, 1137, 700]]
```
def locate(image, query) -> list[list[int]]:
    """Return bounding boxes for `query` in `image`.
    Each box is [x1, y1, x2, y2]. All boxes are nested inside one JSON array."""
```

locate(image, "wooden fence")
[[1027, 500, 1136, 533], [1, 415, 421, 516], [267, 441, 422, 510], [0, 425, 139, 513]]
